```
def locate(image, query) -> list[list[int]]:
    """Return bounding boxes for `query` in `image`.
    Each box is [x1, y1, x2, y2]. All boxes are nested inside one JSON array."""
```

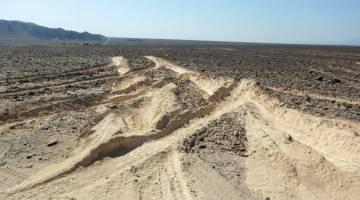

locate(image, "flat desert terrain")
[[0, 45, 359, 200]]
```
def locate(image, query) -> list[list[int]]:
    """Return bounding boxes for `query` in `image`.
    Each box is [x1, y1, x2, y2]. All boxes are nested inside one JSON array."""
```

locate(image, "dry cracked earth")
[[0, 45, 360, 200]]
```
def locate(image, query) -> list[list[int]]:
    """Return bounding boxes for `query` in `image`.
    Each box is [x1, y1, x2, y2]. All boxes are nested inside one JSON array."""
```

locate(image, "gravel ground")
[[1, 45, 359, 199]]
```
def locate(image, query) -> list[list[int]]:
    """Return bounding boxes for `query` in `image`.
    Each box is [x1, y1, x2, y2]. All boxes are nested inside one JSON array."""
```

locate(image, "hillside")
[[0, 20, 107, 45]]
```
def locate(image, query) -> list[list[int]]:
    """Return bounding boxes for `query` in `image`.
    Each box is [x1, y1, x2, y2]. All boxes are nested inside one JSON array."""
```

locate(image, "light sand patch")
[[112, 56, 129, 75], [146, 56, 191, 75]]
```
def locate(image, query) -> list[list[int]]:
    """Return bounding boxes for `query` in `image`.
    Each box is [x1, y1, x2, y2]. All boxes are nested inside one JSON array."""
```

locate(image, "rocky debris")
[[330, 78, 341, 84], [268, 89, 360, 121], [173, 80, 209, 110], [317, 76, 325, 81], [287, 134, 293, 142], [143, 67, 177, 80], [109, 104, 118, 109], [25, 163, 33, 168], [179, 113, 247, 156], [152, 45, 360, 121], [46, 139, 58, 147], [0, 108, 103, 187], [0, 46, 118, 124], [0, 46, 110, 79], [180, 112, 251, 187], [128, 57, 154, 71], [1, 45, 359, 122]]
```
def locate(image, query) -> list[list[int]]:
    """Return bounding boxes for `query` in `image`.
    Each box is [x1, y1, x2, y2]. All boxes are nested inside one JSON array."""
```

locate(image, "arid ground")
[[0, 45, 359, 200]]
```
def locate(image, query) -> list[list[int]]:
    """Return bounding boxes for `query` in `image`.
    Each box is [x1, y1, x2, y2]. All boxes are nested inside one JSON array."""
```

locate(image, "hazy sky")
[[2, 0, 360, 44]]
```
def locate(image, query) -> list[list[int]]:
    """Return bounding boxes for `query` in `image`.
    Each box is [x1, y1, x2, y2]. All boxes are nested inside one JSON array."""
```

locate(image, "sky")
[[1, 0, 360, 45]]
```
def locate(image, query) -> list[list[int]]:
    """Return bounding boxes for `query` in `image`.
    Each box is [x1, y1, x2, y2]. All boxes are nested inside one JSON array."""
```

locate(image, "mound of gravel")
[[179, 113, 247, 157], [173, 80, 209, 110]]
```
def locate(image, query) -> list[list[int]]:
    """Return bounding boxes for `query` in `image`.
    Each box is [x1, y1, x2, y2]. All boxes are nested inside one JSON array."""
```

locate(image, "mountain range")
[[0, 20, 107, 45]]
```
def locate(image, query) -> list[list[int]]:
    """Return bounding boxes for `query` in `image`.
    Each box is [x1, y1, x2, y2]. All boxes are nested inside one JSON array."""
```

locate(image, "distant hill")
[[0, 20, 107, 45]]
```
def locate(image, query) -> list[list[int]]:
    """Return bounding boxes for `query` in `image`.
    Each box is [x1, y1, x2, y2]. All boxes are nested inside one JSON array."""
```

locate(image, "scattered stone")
[[9, 124, 17, 129], [47, 139, 58, 147], [330, 78, 341, 84], [317, 76, 324, 81], [109, 104, 118, 109], [287, 134, 293, 142], [0, 161, 7, 166], [179, 113, 247, 156], [199, 144, 207, 149], [234, 140, 242, 145]]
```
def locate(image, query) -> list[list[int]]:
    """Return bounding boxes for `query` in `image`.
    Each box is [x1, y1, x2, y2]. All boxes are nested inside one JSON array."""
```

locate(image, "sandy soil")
[[1, 55, 359, 200]]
